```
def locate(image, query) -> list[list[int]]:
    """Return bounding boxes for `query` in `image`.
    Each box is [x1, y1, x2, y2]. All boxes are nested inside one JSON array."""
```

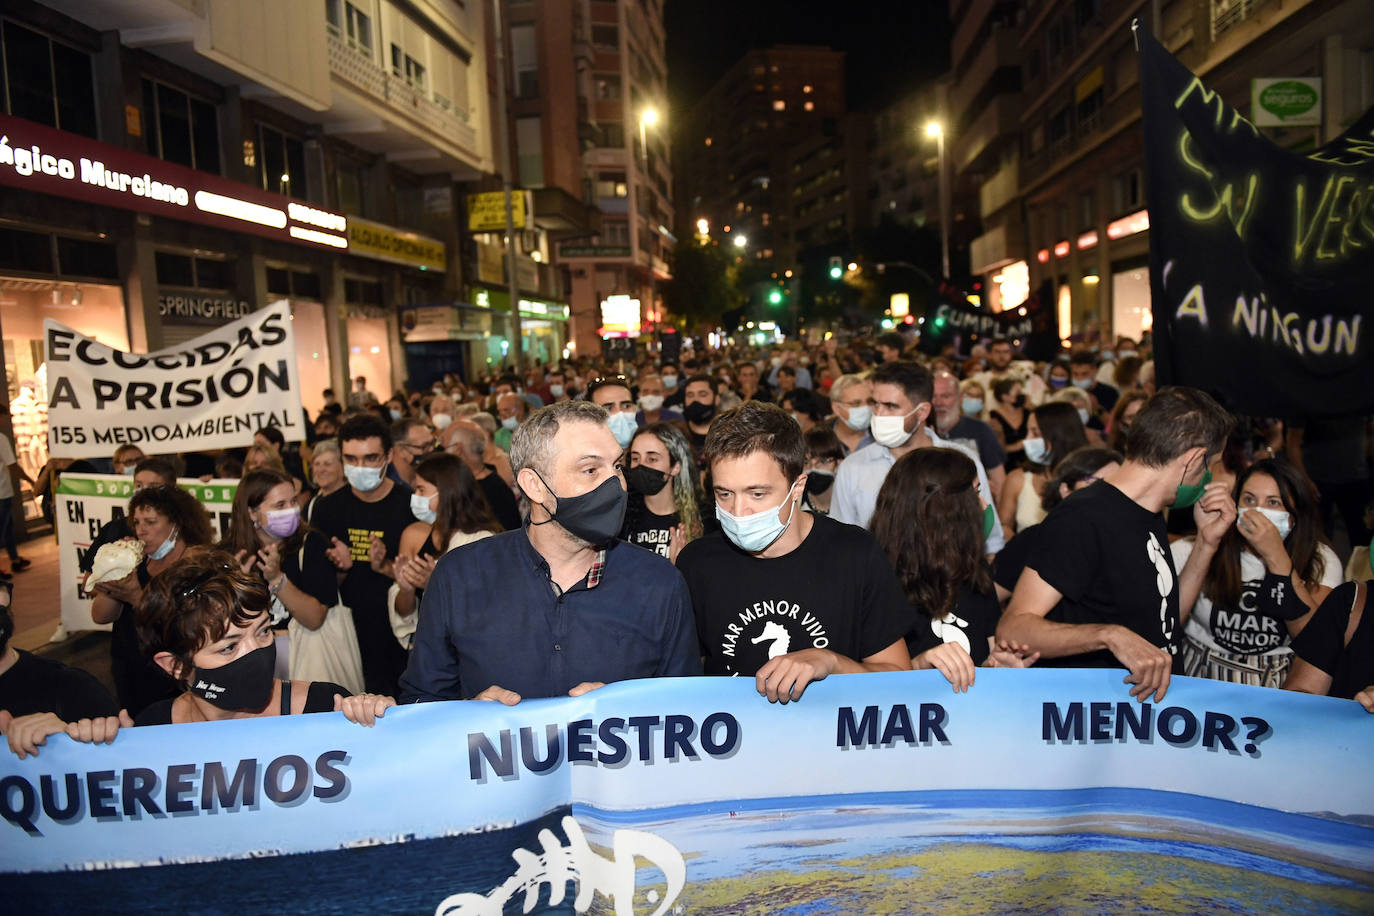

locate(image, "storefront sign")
[[0, 113, 347, 251], [560, 244, 632, 258], [471, 286, 570, 321], [600, 294, 641, 337], [476, 241, 505, 284], [52, 474, 238, 633], [156, 292, 253, 324], [346, 217, 447, 272], [466, 190, 530, 232], [1251, 77, 1322, 127], [44, 300, 304, 458]]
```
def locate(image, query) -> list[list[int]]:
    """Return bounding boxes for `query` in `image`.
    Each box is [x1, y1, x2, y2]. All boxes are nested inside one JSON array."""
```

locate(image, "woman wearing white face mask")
[[1173, 459, 1340, 688], [88, 485, 215, 717], [996, 403, 1089, 543]]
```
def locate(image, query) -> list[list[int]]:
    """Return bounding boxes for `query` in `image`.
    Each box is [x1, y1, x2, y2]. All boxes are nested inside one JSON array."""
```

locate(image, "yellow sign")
[[890, 292, 910, 318], [347, 217, 447, 272], [467, 190, 531, 232], [1075, 67, 1104, 103]]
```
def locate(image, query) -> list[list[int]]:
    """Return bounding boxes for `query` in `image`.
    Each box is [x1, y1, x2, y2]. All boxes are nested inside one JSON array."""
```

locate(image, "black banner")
[[919, 281, 1059, 362], [1139, 26, 1374, 418]]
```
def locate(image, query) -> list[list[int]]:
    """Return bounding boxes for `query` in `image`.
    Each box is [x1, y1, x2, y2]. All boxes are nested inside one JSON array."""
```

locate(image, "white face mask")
[[431, 413, 453, 430], [1241, 506, 1293, 540], [870, 406, 921, 448], [840, 404, 873, 432], [549, 384, 565, 398], [638, 394, 665, 412], [411, 491, 437, 524]]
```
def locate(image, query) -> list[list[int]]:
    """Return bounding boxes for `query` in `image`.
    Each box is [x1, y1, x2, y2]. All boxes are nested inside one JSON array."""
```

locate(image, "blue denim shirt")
[[398, 529, 701, 701]]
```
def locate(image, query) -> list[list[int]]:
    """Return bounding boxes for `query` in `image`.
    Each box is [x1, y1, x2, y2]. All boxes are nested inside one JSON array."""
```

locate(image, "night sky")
[[664, 0, 952, 117]]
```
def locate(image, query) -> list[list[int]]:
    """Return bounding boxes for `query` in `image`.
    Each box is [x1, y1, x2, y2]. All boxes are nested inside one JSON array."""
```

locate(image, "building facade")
[[0, 0, 497, 451]]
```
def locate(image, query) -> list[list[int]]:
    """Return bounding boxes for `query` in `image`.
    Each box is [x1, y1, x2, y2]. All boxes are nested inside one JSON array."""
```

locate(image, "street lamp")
[[639, 107, 660, 170], [733, 234, 748, 249], [925, 121, 951, 280], [696, 217, 710, 237]]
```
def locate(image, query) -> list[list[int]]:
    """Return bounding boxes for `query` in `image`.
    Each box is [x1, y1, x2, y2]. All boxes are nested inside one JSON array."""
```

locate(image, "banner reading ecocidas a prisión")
[[2, 671, 1372, 914], [43, 300, 305, 458]]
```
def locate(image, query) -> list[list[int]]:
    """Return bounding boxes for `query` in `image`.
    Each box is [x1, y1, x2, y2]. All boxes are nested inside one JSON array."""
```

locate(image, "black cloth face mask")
[[683, 402, 716, 425], [532, 471, 628, 546], [626, 465, 670, 496], [804, 469, 835, 495], [189, 642, 276, 710]]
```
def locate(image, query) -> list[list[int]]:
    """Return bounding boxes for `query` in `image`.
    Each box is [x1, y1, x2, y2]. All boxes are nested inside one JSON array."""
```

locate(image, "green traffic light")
[[829, 266, 842, 279], [768, 290, 783, 304]]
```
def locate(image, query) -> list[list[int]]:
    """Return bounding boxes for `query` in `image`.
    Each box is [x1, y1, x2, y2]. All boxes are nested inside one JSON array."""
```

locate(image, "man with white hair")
[[400, 400, 701, 703]]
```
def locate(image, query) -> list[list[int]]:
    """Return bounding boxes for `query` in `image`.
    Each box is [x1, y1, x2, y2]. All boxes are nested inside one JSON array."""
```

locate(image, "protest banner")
[[43, 300, 305, 458], [54, 474, 238, 633], [918, 281, 1059, 362], [3, 670, 1371, 913], [1139, 26, 1374, 418]]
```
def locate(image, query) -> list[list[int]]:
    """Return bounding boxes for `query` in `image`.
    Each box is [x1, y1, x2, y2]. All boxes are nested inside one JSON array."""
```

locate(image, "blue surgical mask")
[[149, 528, 179, 561], [607, 411, 638, 449], [411, 492, 437, 524], [841, 404, 872, 432], [389, 408, 403, 421], [344, 463, 386, 492], [501, 416, 520, 431], [1024, 437, 1051, 465], [962, 397, 984, 415], [662, 375, 679, 389], [717, 483, 800, 553], [121, 465, 136, 476], [1072, 378, 1094, 390]]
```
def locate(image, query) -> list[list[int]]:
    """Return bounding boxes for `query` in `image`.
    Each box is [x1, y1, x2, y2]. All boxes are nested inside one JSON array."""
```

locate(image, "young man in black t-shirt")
[[677, 401, 914, 703], [998, 388, 1236, 702], [310, 415, 415, 695]]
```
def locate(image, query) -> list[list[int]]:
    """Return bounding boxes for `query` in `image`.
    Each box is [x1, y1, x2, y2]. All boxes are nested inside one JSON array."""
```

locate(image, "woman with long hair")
[[88, 484, 215, 716], [390, 452, 501, 624], [1107, 390, 1149, 453], [620, 422, 705, 564], [1175, 458, 1340, 687], [995, 401, 1089, 541], [871, 448, 1039, 691], [987, 377, 1028, 471]]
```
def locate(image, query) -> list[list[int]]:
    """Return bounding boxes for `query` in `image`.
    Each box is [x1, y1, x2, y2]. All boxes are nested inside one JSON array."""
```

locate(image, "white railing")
[[1211, 0, 1271, 41]]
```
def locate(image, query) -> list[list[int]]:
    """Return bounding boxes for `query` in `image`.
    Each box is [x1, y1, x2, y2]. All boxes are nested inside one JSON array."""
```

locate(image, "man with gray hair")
[[400, 400, 701, 703], [443, 419, 521, 531]]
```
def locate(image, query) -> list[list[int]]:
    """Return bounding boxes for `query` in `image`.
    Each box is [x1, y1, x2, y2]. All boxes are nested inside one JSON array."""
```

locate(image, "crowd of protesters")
[[3, 326, 1374, 758]]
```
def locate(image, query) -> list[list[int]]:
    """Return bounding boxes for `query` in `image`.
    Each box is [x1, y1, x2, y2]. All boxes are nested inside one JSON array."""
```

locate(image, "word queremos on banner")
[[2, 671, 1372, 914], [43, 300, 305, 459]]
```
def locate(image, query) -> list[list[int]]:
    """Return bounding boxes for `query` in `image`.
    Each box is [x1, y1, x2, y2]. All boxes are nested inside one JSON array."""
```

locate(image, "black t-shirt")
[[622, 506, 678, 560], [905, 585, 1003, 666], [994, 526, 1039, 593], [309, 483, 415, 694], [1290, 581, 1373, 700], [478, 468, 522, 531], [678, 513, 915, 676], [134, 680, 349, 726], [0, 650, 120, 720], [109, 563, 180, 716], [1028, 483, 1181, 669], [280, 530, 340, 611]]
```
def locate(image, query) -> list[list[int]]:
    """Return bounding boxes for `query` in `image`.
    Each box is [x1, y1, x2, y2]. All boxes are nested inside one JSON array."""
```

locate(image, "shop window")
[[141, 79, 221, 174], [1, 21, 97, 138], [57, 237, 118, 280], [344, 278, 383, 306], [0, 227, 54, 274], [259, 124, 307, 197]]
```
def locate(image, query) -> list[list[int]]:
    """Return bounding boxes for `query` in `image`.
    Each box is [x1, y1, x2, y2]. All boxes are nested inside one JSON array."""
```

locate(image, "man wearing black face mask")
[[399, 400, 702, 704], [682, 374, 718, 465]]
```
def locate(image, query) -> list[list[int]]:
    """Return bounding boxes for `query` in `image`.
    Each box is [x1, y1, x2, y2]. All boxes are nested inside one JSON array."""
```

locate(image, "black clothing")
[[134, 680, 349, 726], [994, 526, 1040, 594], [478, 467, 522, 531], [621, 498, 678, 560], [79, 517, 132, 573], [1027, 482, 1181, 670], [109, 563, 179, 716], [678, 514, 915, 676], [1290, 582, 1373, 700], [990, 409, 1028, 472], [309, 484, 416, 695], [0, 649, 119, 720], [905, 585, 1003, 666], [280, 531, 340, 610]]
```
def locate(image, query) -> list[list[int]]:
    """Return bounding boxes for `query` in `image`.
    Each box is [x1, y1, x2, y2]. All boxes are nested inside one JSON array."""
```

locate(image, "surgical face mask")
[[625, 465, 670, 497], [962, 397, 984, 416], [1049, 377, 1069, 389], [1077, 407, 1090, 425], [638, 394, 665, 413], [411, 491, 437, 524], [841, 404, 873, 432], [389, 408, 404, 421], [533, 471, 627, 546], [189, 641, 276, 711], [717, 483, 800, 553], [262, 506, 300, 539], [501, 416, 520, 431], [1241, 506, 1292, 540], [344, 462, 386, 492], [149, 528, 179, 561], [1100, 350, 1116, 362], [870, 406, 921, 449], [770, 357, 782, 368], [662, 375, 679, 389], [431, 412, 453, 431], [607, 411, 638, 449], [1024, 437, 1051, 466], [1119, 349, 1138, 359], [1072, 378, 1094, 390], [121, 465, 136, 476], [549, 384, 565, 398], [1173, 466, 1213, 509], [805, 469, 835, 496]]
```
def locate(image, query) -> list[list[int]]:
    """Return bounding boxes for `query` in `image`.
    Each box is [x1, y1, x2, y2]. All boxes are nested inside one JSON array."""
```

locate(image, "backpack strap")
[[1343, 582, 1367, 649]]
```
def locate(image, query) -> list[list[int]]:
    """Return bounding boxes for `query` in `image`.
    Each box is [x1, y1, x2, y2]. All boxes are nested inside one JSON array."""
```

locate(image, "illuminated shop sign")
[[0, 113, 346, 251]]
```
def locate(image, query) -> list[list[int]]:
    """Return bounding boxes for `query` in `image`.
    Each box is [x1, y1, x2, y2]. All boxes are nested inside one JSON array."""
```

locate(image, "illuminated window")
[[704, 137, 712, 146], [804, 101, 814, 111], [803, 84, 813, 93], [773, 99, 786, 111]]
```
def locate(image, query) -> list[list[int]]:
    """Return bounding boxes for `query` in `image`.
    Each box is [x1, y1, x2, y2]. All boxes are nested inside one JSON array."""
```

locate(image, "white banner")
[[43, 300, 305, 458], [55, 474, 238, 632]]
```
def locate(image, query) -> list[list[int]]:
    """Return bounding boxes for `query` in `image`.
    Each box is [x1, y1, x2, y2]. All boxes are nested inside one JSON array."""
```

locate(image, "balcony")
[[1211, 0, 1276, 41], [979, 154, 1019, 219], [532, 186, 601, 239], [969, 217, 1026, 276], [949, 27, 1020, 117], [953, 95, 1020, 175]]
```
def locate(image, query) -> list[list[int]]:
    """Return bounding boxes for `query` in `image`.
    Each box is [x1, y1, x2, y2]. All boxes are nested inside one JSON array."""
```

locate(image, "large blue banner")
[[3, 670, 1373, 914]]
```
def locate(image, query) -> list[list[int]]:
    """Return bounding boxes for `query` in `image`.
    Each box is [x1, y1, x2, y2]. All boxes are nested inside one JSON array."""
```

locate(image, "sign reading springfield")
[[1140, 27, 1374, 418], [44, 300, 304, 458], [3, 672, 1372, 914]]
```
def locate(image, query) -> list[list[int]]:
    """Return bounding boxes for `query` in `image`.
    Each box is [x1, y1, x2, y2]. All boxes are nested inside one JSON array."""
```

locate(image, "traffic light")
[[768, 288, 784, 305], [828, 256, 843, 280]]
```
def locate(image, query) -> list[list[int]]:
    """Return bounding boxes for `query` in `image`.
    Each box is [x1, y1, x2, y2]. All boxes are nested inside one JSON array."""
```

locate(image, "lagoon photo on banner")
[[43, 299, 305, 458], [2, 671, 1372, 914]]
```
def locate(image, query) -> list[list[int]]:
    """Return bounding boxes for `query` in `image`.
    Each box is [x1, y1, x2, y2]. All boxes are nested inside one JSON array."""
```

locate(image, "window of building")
[[1075, 0, 1102, 26], [803, 84, 813, 94], [140, 79, 221, 174], [593, 171, 628, 198], [344, 277, 383, 306], [1077, 86, 1104, 128], [772, 99, 786, 111], [1048, 106, 1070, 145], [595, 73, 621, 100], [258, 124, 306, 197], [391, 44, 426, 90], [591, 24, 618, 47], [0, 227, 54, 274], [57, 236, 118, 280], [326, 0, 374, 58], [510, 25, 538, 99], [803, 101, 814, 111], [1, 20, 97, 138], [1080, 191, 1095, 228], [596, 121, 624, 149], [601, 219, 629, 246], [156, 252, 233, 289], [336, 159, 367, 216], [1113, 169, 1143, 213], [516, 116, 543, 187]]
